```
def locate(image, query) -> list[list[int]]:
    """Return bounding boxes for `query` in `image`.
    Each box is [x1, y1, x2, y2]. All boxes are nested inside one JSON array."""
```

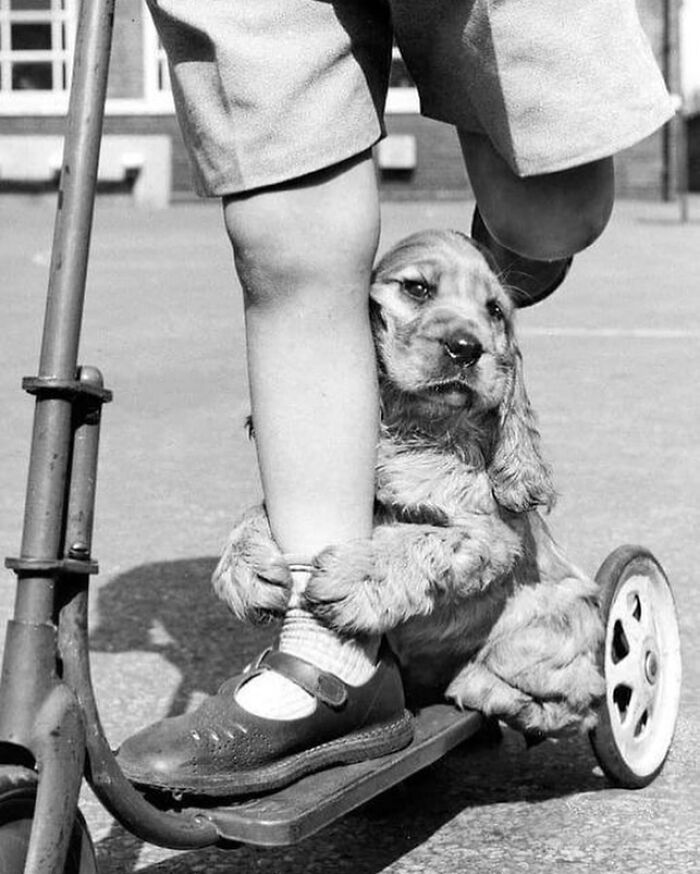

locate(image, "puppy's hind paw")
[[445, 661, 600, 739], [509, 694, 602, 738], [212, 505, 292, 624], [303, 541, 390, 635], [446, 662, 531, 721]]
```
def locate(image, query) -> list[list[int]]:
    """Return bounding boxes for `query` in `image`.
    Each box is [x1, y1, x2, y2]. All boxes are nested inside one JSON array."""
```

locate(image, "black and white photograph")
[[0, 1, 698, 871]]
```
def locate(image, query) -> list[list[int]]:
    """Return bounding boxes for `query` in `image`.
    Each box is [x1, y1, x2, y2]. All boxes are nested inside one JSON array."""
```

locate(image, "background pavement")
[[1, 195, 699, 872]]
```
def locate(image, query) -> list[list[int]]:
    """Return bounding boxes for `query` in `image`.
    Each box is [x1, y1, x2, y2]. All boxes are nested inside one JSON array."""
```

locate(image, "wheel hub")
[[644, 648, 659, 685]]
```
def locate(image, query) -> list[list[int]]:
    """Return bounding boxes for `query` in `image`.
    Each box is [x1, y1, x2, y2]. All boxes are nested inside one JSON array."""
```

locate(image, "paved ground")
[[1, 195, 699, 873]]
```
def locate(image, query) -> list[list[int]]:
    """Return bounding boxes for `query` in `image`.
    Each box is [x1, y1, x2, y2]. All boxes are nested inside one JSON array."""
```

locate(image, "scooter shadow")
[[90, 557, 608, 874]]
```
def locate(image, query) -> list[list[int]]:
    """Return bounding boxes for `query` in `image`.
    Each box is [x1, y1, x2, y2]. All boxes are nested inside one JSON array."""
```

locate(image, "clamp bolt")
[[67, 541, 90, 560]]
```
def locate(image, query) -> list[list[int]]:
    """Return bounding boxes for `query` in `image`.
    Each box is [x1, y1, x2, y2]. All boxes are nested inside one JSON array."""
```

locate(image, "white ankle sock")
[[235, 569, 379, 720]]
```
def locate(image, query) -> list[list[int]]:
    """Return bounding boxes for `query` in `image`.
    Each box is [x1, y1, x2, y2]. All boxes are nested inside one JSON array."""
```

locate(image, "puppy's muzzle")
[[442, 330, 483, 367]]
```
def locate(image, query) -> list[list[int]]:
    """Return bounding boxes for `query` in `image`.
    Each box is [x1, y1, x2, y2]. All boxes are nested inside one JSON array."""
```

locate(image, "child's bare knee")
[[222, 155, 380, 310], [224, 212, 308, 307]]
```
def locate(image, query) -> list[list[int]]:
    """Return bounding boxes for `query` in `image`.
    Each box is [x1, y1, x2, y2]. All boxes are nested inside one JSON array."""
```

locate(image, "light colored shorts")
[[147, 0, 674, 197]]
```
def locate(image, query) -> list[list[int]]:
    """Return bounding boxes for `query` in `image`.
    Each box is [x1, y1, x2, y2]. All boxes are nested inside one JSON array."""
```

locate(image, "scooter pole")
[[11, 0, 116, 626]]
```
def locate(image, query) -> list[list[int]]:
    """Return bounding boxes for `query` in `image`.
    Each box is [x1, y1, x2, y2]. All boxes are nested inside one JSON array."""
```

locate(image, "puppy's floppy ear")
[[488, 347, 555, 513], [369, 294, 386, 333], [369, 273, 389, 375]]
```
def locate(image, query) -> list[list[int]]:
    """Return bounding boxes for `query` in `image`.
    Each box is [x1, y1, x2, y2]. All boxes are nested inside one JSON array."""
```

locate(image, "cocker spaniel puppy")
[[213, 230, 605, 739]]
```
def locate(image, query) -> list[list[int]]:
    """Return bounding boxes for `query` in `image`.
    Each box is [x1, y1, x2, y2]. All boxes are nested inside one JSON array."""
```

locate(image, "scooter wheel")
[[590, 546, 682, 788], [0, 765, 97, 873]]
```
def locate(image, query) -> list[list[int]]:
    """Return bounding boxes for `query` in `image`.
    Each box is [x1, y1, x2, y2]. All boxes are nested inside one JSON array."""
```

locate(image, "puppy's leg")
[[304, 519, 521, 635], [212, 504, 292, 624], [446, 662, 598, 738], [446, 662, 533, 725], [448, 576, 605, 736]]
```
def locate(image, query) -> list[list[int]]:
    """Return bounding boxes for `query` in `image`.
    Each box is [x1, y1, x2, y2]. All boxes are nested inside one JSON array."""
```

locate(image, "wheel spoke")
[[629, 686, 654, 738], [613, 674, 655, 736], [628, 575, 658, 639], [608, 651, 639, 689], [609, 608, 645, 658]]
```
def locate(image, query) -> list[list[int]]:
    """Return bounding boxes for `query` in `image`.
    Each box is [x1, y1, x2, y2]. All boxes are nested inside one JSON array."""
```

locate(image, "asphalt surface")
[[1, 195, 699, 873]]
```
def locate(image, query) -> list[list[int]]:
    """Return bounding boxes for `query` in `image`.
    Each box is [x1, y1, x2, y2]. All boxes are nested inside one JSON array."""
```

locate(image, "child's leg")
[[460, 131, 614, 306], [117, 153, 414, 792], [224, 152, 379, 554], [222, 152, 381, 718]]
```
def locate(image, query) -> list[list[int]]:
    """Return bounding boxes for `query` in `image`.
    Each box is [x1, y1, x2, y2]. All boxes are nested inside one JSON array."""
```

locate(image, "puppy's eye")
[[486, 299, 505, 321], [400, 278, 432, 301]]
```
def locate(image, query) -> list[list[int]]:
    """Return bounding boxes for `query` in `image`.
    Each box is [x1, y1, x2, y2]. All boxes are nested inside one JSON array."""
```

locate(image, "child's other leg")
[[222, 152, 381, 718], [460, 131, 615, 306]]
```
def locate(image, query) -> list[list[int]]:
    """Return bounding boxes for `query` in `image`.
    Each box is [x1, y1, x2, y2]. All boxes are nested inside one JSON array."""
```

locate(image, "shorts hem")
[[510, 105, 675, 178], [420, 100, 674, 178], [193, 131, 385, 199]]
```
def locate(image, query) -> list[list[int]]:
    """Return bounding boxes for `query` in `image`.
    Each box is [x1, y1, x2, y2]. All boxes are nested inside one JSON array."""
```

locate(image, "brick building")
[[0, 0, 682, 206]]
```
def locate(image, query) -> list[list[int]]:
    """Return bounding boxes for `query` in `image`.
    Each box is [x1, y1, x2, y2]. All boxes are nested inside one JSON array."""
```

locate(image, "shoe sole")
[[125, 710, 415, 799]]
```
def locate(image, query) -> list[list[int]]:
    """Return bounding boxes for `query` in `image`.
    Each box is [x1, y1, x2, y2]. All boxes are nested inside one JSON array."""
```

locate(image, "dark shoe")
[[471, 206, 572, 308], [117, 645, 414, 798]]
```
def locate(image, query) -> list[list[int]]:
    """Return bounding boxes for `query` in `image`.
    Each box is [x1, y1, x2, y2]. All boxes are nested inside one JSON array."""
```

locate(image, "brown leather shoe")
[[471, 206, 572, 308], [117, 644, 413, 798]]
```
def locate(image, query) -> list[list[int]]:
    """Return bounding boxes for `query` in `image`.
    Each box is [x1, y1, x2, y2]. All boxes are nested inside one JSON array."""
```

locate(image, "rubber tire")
[[0, 767, 98, 873], [590, 545, 681, 789]]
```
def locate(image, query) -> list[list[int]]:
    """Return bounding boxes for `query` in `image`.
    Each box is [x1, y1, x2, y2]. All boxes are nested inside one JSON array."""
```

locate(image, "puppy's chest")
[[376, 440, 497, 521]]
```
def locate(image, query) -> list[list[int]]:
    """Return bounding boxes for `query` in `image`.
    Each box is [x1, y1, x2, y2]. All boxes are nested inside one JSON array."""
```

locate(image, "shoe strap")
[[259, 649, 348, 709]]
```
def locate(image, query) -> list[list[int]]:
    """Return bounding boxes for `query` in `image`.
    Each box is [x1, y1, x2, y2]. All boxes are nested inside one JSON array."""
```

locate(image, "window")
[[0, 0, 74, 95]]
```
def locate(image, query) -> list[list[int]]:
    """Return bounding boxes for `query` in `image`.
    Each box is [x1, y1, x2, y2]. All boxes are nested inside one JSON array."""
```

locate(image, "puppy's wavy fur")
[[213, 230, 605, 737]]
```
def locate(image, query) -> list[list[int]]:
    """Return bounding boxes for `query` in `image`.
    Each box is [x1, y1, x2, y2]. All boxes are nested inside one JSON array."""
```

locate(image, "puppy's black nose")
[[443, 333, 483, 366]]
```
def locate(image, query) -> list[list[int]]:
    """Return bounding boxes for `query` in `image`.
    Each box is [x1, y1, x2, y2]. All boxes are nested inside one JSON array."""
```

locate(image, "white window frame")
[[0, 0, 176, 115], [0, 0, 76, 113]]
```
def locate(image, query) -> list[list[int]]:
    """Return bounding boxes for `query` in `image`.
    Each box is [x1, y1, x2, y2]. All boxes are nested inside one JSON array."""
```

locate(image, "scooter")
[[0, 2, 682, 871]]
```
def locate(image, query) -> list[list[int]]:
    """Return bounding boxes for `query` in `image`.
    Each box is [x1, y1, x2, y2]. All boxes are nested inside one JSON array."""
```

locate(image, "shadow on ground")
[[90, 557, 277, 716], [90, 558, 608, 874]]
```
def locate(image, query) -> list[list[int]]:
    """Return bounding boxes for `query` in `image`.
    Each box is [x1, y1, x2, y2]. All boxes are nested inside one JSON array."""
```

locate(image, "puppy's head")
[[371, 230, 554, 512], [371, 230, 513, 417]]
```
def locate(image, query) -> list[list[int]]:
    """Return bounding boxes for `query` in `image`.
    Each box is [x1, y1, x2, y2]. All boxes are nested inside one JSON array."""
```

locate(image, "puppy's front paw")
[[212, 505, 291, 624], [447, 517, 521, 592], [303, 541, 387, 635]]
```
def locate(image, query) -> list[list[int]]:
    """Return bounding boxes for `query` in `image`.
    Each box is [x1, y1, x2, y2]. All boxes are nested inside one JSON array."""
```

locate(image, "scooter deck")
[[192, 705, 482, 847]]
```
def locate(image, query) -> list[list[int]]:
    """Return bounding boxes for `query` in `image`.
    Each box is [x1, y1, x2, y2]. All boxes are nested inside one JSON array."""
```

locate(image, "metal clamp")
[[22, 376, 112, 404], [5, 556, 100, 576]]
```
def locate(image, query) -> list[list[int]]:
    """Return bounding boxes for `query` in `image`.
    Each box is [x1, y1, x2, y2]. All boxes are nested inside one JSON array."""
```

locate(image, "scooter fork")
[[1, 367, 109, 874]]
